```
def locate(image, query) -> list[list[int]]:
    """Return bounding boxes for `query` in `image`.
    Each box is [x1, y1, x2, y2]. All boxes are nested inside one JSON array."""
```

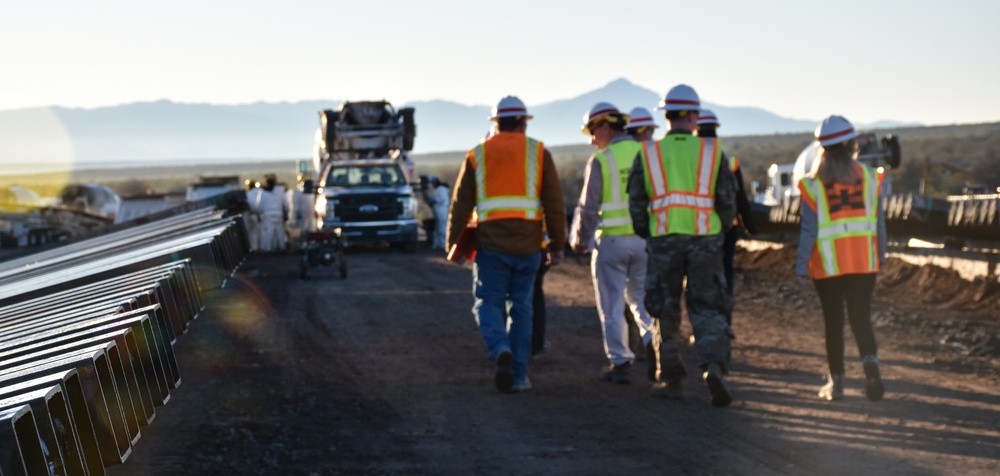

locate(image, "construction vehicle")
[[756, 163, 794, 206], [309, 100, 420, 251], [0, 184, 117, 247]]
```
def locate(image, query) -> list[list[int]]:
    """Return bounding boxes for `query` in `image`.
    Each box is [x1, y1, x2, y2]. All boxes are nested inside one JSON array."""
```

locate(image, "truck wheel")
[[882, 135, 902, 168], [399, 239, 417, 253]]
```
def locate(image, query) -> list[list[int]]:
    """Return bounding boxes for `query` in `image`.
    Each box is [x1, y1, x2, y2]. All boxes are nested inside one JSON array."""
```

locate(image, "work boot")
[[702, 363, 732, 407], [650, 379, 684, 400], [599, 361, 631, 384], [863, 355, 884, 402], [818, 373, 845, 401], [494, 351, 514, 392]]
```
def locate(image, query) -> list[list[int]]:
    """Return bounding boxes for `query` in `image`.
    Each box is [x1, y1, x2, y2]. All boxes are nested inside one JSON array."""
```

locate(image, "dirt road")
[[109, 242, 1000, 476]]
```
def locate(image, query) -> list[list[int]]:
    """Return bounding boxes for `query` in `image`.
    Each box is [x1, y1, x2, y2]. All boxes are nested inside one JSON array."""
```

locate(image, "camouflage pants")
[[644, 233, 733, 380]]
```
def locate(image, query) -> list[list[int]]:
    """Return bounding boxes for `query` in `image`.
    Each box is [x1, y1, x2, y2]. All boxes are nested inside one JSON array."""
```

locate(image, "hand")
[[571, 243, 589, 254], [548, 250, 564, 266]]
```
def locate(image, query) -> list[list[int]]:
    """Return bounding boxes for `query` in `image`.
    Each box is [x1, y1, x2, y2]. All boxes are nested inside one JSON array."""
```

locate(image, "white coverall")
[[291, 189, 317, 235], [428, 184, 450, 250], [570, 138, 654, 366], [253, 185, 288, 252], [245, 187, 263, 251]]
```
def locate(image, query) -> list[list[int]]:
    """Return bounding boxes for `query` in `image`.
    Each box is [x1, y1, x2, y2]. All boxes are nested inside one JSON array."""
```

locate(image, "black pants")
[[722, 227, 739, 327], [531, 249, 551, 355], [812, 273, 879, 374]]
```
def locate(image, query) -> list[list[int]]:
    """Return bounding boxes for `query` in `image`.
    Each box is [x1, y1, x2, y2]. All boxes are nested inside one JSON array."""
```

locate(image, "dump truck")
[[309, 100, 420, 251]]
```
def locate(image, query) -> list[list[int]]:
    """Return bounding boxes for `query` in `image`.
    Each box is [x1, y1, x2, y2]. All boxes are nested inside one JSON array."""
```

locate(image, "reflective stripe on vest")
[[800, 164, 880, 278], [471, 135, 543, 222], [640, 135, 722, 236], [595, 140, 640, 236]]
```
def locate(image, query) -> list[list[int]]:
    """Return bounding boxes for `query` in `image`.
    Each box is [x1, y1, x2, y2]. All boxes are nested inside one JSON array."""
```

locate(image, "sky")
[[2, 0, 999, 126]]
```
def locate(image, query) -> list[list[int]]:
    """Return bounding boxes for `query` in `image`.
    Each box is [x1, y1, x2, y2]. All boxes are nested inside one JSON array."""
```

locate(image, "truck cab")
[[758, 162, 795, 206], [310, 100, 419, 250], [314, 158, 418, 249]]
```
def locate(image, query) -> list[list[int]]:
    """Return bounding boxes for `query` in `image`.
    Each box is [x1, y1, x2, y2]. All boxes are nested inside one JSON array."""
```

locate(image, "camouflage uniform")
[[626, 139, 737, 383]]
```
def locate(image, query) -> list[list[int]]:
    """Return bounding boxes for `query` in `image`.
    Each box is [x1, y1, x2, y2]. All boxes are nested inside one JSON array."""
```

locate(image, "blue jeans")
[[473, 248, 541, 384]]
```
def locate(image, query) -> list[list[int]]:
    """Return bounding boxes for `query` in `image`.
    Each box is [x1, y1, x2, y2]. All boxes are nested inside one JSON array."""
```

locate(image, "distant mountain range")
[[0, 78, 919, 167]]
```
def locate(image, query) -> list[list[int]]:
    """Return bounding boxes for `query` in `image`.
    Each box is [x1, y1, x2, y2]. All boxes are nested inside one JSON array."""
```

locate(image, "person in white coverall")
[[291, 179, 318, 236], [245, 179, 263, 251], [425, 177, 450, 250], [570, 103, 657, 387], [253, 175, 289, 252]]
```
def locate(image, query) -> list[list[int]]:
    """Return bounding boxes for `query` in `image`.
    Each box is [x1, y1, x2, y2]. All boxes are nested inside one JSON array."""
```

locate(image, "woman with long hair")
[[795, 115, 887, 402]]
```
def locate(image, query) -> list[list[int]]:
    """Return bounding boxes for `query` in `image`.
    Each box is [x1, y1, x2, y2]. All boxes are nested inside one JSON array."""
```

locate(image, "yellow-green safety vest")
[[594, 139, 641, 236], [639, 135, 723, 236]]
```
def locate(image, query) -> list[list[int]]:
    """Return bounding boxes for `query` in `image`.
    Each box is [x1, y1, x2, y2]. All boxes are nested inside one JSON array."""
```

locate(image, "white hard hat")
[[657, 84, 701, 111], [697, 109, 719, 126], [815, 115, 858, 147], [581, 102, 628, 135], [625, 107, 658, 130], [490, 95, 532, 121]]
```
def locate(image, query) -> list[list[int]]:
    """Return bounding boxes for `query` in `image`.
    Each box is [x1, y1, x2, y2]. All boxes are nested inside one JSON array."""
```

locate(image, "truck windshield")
[[327, 165, 405, 188]]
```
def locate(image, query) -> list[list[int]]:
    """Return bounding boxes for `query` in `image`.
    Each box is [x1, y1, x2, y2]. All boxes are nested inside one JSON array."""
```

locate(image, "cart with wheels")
[[299, 229, 347, 279]]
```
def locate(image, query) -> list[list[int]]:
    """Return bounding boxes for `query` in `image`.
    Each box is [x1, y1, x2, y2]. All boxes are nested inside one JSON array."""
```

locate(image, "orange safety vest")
[[467, 132, 544, 222], [639, 134, 723, 236], [798, 163, 882, 279]]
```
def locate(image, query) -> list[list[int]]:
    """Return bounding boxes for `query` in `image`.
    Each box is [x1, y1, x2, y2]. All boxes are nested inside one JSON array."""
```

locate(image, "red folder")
[[447, 222, 477, 264]]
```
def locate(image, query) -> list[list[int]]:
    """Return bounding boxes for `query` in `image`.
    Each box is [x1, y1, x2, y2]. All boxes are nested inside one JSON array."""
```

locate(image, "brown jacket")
[[447, 132, 566, 256]]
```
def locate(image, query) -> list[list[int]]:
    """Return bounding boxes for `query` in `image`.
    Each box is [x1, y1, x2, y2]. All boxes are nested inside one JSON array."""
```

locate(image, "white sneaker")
[[819, 373, 845, 401], [511, 377, 533, 393]]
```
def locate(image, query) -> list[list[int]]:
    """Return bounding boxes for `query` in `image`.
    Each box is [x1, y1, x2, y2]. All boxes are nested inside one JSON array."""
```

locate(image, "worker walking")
[[425, 177, 450, 251], [570, 102, 657, 386], [447, 96, 566, 393], [625, 107, 659, 142], [696, 110, 758, 334], [627, 84, 737, 406], [795, 115, 886, 402], [291, 179, 317, 238], [625, 106, 668, 363], [253, 174, 289, 252], [245, 178, 262, 251]]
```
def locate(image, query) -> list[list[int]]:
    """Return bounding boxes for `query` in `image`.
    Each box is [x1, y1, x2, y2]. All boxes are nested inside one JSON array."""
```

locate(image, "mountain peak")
[[605, 77, 636, 88]]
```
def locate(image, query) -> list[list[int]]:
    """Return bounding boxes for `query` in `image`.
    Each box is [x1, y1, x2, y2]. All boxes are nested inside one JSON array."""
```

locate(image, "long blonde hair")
[[809, 140, 861, 185]]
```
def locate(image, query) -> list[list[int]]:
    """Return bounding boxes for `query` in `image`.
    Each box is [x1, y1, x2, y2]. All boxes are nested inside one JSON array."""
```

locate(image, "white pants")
[[258, 212, 286, 252], [432, 206, 448, 250], [246, 213, 261, 251], [591, 234, 653, 365]]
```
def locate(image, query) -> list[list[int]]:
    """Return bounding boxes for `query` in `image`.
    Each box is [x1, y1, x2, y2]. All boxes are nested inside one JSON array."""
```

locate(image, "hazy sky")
[[3, 0, 998, 125]]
